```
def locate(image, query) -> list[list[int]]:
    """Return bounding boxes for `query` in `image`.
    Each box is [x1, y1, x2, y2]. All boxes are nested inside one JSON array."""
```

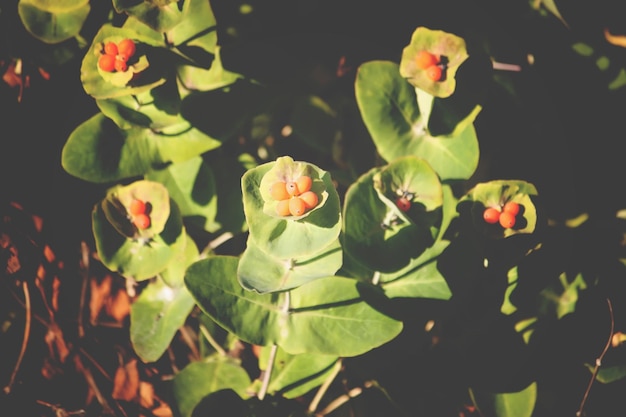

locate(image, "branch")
[[3, 281, 31, 394]]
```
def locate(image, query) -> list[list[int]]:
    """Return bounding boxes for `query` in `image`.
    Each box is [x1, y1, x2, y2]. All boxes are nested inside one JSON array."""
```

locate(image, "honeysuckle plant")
[[9, 0, 615, 415]]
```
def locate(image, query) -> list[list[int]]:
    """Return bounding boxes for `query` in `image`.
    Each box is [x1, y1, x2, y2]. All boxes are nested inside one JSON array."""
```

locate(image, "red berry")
[[117, 38, 136, 60], [129, 199, 146, 216], [499, 211, 516, 229], [98, 54, 116, 72], [426, 65, 443, 81], [269, 181, 290, 201], [503, 201, 520, 216], [300, 191, 318, 209], [286, 182, 299, 196], [289, 197, 306, 216], [396, 197, 411, 212], [296, 176, 312, 194], [276, 199, 291, 216], [114, 58, 128, 72], [483, 207, 501, 224], [104, 41, 118, 56], [133, 213, 151, 229], [415, 51, 439, 70]]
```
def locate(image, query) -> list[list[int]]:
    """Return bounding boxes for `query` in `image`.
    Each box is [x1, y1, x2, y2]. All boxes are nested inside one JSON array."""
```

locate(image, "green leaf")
[[237, 238, 342, 294], [343, 166, 437, 272], [185, 256, 403, 357], [539, 272, 587, 319], [92, 198, 186, 280], [242, 156, 342, 259], [160, 231, 200, 288], [62, 113, 222, 183], [471, 382, 537, 417], [355, 60, 479, 180], [289, 95, 341, 154], [178, 45, 242, 91], [146, 157, 219, 233], [18, 0, 90, 44], [130, 277, 196, 362], [113, 0, 185, 32], [172, 360, 251, 417], [585, 363, 626, 384], [257, 346, 338, 399], [379, 240, 452, 300]]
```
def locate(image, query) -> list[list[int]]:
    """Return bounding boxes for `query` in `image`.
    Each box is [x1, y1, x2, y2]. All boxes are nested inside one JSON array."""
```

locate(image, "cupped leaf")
[[470, 382, 537, 417], [256, 346, 339, 399], [18, 0, 90, 44], [62, 112, 222, 183], [399, 27, 469, 98], [242, 156, 342, 259], [355, 60, 479, 180], [164, 0, 218, 58], [185, 256, 403, 357], [178, 45, 242, 92], [343, 167, 437, 272], [80, 25, 170, 100], [146, 156, 219, 233], [92, 197, 185, 280], [459, 180, 539, 239], [113, 0, 185, 32], [130, 276, 196, 362], [237, 238, 342, 294], [173, 360, 251, 417]]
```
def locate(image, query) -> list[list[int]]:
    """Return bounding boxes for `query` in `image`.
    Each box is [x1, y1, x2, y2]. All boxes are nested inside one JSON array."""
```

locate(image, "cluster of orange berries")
[[98, 38, 137, 73], [269, 175, 319, 217], [129, 198, 151, 230], [415, 50, 444, 82], [483, 201, 520, 229]]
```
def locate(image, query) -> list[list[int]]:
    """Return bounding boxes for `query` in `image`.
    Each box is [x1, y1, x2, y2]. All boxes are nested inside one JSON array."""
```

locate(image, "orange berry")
[[98, 54, 116, 72], [483, 207, 501, 224], [286, 182, 299, 196], [415, 51, 439, 70], [426, 65, 443, 81], [276, 199, 291, 216], [289, 197, 306, 216], [499, 211, 516, 229], [114, 58, 127, 72], [133, 213, 151, 229], [129, 199, 146, 215], [269, 181, 290, 201], [396, 197, 411, 212], [104, 41, 118, 56], [300, 191, 318, 209], [503, 201, 520, 216], [295, 176, 312, 194], [117, 38, 136, 60]]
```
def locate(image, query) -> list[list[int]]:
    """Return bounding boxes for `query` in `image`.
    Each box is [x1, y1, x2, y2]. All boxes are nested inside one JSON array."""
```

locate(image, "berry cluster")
[[269, 175, 319, 217], [98, 38, 137, 73], [483, 201, 520, 229], [415, 50, 445, 82], [129, 198, 151, 229]]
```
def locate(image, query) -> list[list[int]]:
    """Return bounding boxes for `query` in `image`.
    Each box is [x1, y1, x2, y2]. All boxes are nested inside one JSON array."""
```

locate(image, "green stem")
[[199, 324, 227, 356]]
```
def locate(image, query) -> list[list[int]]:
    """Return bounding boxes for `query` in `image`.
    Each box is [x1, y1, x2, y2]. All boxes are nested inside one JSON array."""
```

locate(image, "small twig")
[[576, 298, 614, 417], [78, 241, 90, 338], [199, 232, 234, 259], [315, 381, 373, 417], [308, 359, 343, 414], [3, 281, 31, 394], [491, 61, 522, 72], [257, 344, 278, 401]]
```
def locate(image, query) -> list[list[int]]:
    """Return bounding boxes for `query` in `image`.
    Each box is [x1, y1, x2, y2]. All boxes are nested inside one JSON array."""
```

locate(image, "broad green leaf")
[[380, 240, 452, 300], [237, 238, 342, 293], [585, 363, 626, 384], [355, 60, 479, 180], [242, 157, 342, 259], [257, 346, 338, 399], [178, 45, 242, 92], [130, 276, 196, 362], [113, 0, 185, 32], [343, 167, 436, 272], [92, 198, 185, 280], [185, 256, 403, 357], [470, 382, 537, 417], [18, 0, 89, 44], [164, 0, 218, 57], [146, 157, 219, 233], [160, 231, 200, 288], [62, 113, 221, 183], [173, 360, 251, 417]]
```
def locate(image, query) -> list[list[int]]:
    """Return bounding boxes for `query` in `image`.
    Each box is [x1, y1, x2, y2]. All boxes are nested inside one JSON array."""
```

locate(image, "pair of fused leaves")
[[18, 0, 90, 44], [238, 156, 343, 293]]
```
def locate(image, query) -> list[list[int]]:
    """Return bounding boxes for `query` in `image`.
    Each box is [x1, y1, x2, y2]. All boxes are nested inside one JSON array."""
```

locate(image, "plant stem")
[[3, 281, 30, 394], [257, 344, 278, 401], [308, 358, 343, 414], [576, 298, 614, 417], [199, 324, 227, 356]]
